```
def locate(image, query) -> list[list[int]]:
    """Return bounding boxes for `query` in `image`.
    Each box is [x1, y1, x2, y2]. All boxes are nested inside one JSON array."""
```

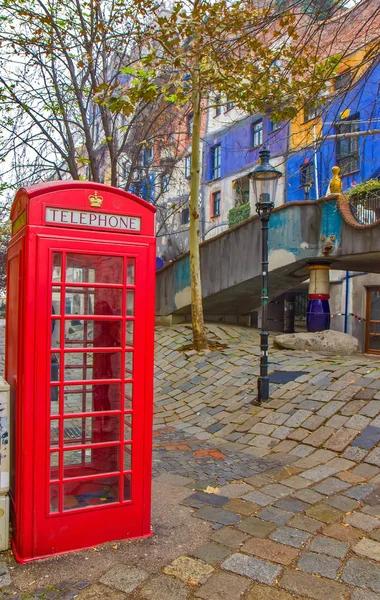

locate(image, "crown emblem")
[[88, 191, 103, 208]]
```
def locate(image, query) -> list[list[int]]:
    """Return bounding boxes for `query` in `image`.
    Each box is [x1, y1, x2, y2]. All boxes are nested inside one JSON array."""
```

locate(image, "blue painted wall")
[[287, 61, 380, 202], [204, 115, 288, 182]]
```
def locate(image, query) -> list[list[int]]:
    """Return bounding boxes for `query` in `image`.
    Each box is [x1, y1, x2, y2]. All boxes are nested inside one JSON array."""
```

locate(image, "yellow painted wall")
[[289, 44, 376, 151]]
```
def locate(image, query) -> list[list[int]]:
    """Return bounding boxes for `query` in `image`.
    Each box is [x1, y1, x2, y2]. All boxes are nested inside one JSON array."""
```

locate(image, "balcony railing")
[[350, 191, 380, 225]]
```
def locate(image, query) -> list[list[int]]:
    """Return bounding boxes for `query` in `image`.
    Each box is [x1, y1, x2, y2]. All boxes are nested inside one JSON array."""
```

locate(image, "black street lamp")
[[248, 148, 283, 403], [302, 180, 312, 200]]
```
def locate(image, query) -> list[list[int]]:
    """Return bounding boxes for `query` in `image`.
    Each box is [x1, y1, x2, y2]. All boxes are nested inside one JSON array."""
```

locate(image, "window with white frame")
[[336, 113, 360, 176], [211, 145, 221, 180], [212, 190, 221, 216], [334, 70, 352, 92], [143, 145, 154, 165], [226, 98, 234, 111], [185, 155, 191, 179], [252, 120, 263, 147], [161, 173, 170, 193], [181, 207, 190, 224], [304, 105, 321, 122], [214, 95, 221, 117], [187, 113, 193, 136], [122, 161, 129, 179], [270, 119, 281, 132]]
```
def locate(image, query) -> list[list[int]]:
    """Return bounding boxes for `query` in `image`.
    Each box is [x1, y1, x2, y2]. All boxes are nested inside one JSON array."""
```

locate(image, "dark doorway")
[[366, 288, 380, 353]]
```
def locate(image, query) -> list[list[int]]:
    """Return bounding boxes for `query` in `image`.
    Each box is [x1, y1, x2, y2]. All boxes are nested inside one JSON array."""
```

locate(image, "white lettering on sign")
[[45, 208, 141, 232]]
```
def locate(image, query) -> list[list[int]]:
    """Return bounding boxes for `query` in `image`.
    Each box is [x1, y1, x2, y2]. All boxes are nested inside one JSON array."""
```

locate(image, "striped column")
[[307, 264, 331, 332]]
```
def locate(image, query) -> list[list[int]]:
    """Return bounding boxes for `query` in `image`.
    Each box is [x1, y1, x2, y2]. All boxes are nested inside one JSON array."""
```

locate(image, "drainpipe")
[[313, 123, 319, 200], [344, 271, 350, 334]]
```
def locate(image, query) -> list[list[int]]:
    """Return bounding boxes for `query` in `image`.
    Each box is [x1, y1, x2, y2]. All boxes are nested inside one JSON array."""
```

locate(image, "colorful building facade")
[[201, 107, 288, 241], [287, 57, 380, 203]]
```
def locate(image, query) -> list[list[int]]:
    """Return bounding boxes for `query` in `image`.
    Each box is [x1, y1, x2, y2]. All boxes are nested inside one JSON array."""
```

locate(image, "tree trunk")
[[189, 67, 208, 351]]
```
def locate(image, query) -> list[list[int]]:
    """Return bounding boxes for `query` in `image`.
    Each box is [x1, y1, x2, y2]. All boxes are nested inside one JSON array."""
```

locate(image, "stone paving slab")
[[99, 566, 149, 593], [2, 324, 380, 600], [221, 552, 282, 585], [194, 571, 250, 600]]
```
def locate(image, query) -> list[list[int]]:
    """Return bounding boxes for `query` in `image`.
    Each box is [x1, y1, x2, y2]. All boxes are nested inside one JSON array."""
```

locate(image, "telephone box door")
[[32, 237, 152, 557]]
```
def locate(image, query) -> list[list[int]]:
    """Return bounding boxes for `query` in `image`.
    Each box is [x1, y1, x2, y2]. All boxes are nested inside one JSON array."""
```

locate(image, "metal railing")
[[350, 191, 380, 225]]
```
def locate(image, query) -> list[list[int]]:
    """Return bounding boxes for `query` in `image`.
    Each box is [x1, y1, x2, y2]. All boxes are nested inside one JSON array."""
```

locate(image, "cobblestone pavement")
[[1, 323, 380, 600]]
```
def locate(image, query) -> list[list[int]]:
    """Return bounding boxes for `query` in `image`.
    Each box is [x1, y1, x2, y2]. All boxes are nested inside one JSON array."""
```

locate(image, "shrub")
[[228, 203, 251, 228], [348, 179, 380, 201]]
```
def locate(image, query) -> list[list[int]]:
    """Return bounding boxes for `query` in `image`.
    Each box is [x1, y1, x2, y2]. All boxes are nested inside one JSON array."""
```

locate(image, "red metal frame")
[[6, 182, 156, 562]]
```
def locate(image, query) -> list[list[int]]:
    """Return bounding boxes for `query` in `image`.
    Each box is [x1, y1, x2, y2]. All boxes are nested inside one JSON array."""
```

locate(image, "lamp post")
[[302, 180, 312, 200], [248, 148, 283, 403]]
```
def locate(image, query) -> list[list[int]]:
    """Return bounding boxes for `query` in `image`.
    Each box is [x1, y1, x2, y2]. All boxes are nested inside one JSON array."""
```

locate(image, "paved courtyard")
[[1, 323, 380, 600]]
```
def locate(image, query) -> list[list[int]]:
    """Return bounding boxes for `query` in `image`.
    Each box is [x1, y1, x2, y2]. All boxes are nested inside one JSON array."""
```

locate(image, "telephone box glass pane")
[[64, 352, 92, 381], [64, 449, 91, 470], [124, 415, 132, 441], [63, 416, 120, 446], [64, 383, 121, 414], [125, 383, 133, 410], [51, 387, 59, 415], [66, 254, 123, 284], [124, 444, 132, 471], [126, 321, 134, 347], [50, 452, 59, 481], [125, 352, 134, 379], [65, 288, 123, 317], [126, 259, 135, 285], [63, 477, 119, 511], [65, 320, 122, 348], [52, 253, 62, 282], [52, 287, 61, 314], [63, 447, 120, 477], [51, 320, 60, 348], [50, 485, 60, 513], [124, 475, 132, 501], [50, 420, 60, 447], [126, 291, 135, 316], [64, 351, 122, 381], [51, 353, 60, 382]]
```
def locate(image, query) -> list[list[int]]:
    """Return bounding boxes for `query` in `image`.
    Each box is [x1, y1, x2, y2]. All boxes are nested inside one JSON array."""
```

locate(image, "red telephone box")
[[6, 181, 156, 562]]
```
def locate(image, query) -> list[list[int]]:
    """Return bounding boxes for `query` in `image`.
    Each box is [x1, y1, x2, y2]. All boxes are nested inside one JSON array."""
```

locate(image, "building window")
[[270, 119, 281, 133], [131, 167, 143, 182], [161, 173, 170, 193], [185, 155, 191, 179], [226, 99, 234, 111], [233, 177, 250, 206], [211, 145, 221, 180], [336, 113, 360, 176], [187, 113, 193, 136], [334, 70, 352, 92], [304, 105, 320, 122], [143, 145, 153, 166], [181, 207, 190, 224], [122, 161, 129, 179], [214, 95, 221, 117], [252, 120, 263, 148], [212, 190, 221, 217], [300, 160, 313, 188]]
